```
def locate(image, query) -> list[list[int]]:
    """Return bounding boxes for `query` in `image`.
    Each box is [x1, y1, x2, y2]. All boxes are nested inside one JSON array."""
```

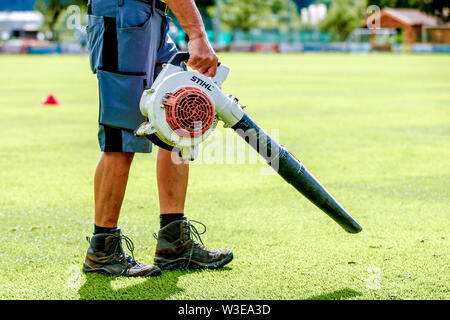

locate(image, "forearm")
[[165, 0, 217, 76], [165, 0, 206, 40]]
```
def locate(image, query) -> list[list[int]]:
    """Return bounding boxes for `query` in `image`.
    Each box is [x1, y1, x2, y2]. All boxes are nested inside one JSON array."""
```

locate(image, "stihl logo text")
[[190, 76, 212, 91]]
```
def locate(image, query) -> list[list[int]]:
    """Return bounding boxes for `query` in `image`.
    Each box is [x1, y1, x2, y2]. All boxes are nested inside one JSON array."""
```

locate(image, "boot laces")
[[152, 219, 209, 269], [86, 234, 137, 266], [185, 219, 207, 268], [113, 234, 137, 265], [186, 220, 207, 247], [152, 219, 207, 248]]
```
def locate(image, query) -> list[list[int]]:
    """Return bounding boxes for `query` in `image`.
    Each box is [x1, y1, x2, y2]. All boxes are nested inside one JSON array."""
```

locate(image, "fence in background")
[[1, 30, 450, 55]]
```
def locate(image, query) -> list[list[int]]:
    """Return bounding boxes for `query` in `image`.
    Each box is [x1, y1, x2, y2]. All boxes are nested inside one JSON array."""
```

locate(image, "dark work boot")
[[154, 218, 233, 270], [83, 227, 161, 277]]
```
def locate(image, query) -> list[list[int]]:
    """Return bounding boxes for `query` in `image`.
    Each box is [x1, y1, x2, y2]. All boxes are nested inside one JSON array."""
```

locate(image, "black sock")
[[94, 224, 118, 235], [160, 213, 184, 229]]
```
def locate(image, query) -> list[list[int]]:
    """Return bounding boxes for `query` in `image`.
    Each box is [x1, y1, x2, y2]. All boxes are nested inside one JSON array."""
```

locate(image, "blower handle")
[[168, 52, 191, 67], [168, 51, 221, 68]]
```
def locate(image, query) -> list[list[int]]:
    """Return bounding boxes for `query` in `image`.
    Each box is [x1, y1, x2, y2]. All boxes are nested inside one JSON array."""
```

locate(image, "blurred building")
[[365, 8, 440, 44], [0, 1, 47, 53], [424, 24, 450, 44], [0, 11, 44, 40], [0, 0, 43, 40]]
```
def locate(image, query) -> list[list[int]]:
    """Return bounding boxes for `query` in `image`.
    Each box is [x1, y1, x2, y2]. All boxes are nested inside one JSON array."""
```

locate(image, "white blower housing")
[[137, 52, 244, 160]]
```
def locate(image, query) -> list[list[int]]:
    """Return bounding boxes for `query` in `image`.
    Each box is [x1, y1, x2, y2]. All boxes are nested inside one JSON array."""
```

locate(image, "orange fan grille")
[[163, 87, 215, 138]]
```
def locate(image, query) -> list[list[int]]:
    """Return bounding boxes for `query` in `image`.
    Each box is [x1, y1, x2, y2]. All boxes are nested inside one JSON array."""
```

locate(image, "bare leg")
[[94, 152, 134, 227], [157, 148, 189, 214]]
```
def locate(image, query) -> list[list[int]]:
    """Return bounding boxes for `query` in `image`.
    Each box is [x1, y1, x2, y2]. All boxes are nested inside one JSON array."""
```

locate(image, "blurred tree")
[[319, 0, 367, 41], [196, 0, 215, 11], [219, 0, 271, 33], [35, 0, 87, 41], [206, 0, 305, 39], [271, 0, 285, 14], [194, 0, 215, 21], [267, 0, 305, 33]]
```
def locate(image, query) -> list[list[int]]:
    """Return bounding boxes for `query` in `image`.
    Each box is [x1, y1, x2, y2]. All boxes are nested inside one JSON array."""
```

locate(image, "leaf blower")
[[135, 52, 362, 233]]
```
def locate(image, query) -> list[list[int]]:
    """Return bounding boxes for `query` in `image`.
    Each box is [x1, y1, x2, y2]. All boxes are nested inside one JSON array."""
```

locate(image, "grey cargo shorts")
[[87, 0, 177, 153]]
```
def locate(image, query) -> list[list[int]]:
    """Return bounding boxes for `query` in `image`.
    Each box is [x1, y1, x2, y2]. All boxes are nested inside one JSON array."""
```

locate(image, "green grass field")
[[0, 53, 448, 300]]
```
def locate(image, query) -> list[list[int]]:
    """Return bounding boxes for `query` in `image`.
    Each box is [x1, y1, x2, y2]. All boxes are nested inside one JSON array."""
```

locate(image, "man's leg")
[[84, 151, 161, 277], [154, 148, 233, 270], [157, 148, 189, 214], [94, 152, 134, 227]]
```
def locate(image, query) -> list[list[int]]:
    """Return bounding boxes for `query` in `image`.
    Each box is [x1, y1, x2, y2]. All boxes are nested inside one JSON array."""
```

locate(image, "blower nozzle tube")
[[232, 113, 362, 234]]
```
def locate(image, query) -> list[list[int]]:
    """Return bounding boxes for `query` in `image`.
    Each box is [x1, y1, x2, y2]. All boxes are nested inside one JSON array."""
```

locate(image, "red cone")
[[42, 94, 60, 106]]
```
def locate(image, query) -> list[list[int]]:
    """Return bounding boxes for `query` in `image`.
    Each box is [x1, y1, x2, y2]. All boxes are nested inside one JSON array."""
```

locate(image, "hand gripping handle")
[[168, 51, 228, 86], [168, 51, 222, 68]]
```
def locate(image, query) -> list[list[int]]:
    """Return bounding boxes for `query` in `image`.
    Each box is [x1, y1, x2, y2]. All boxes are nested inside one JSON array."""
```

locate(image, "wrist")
[[187, 31, 207, 41]]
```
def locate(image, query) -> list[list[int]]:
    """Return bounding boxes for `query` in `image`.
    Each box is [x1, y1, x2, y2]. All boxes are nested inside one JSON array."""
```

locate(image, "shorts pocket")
[[117, 14, 153, 74], [86, 15, 104, 74], [97, 68, 147, 130]]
